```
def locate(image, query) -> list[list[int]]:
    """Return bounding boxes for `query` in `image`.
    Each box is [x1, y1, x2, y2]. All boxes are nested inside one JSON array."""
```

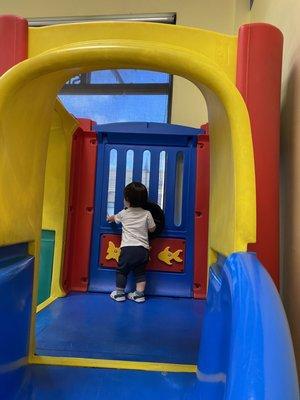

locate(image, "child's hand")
[[106, 215, 115, 223]]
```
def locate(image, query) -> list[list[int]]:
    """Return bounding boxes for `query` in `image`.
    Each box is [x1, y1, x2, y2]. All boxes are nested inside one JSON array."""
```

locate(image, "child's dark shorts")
[[117, 246, 149, 283]]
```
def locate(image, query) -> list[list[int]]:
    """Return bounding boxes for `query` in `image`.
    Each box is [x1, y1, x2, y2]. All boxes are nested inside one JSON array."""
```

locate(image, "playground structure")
[[0, 14, 299, 400]]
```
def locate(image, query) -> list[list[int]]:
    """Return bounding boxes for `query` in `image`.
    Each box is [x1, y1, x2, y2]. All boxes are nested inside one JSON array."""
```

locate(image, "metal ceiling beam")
[[60, 83, 170, 95], [28, 13, 176, 27]]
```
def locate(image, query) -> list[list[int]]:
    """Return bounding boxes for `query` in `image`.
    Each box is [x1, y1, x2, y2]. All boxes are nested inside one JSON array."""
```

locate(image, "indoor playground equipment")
[[0, 14, 299, 400]]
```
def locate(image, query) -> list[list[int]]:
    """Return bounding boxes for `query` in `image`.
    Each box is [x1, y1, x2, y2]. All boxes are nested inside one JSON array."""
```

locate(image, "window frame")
[[29, 13, 175, 124], [28, 13, 176, 27], [60, 72, 173, 123]]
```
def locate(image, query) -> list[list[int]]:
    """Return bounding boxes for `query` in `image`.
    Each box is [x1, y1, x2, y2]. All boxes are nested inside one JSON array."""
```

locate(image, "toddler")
[[107, 182, 156, 303]]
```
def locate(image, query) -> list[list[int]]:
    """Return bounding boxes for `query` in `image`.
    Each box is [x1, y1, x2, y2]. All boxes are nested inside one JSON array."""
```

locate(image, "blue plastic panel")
[[0, 243, 34, 400], [194, 252, 299, 400], [30, 365, 196, 400], [35, 293, 204, 363], [7, 249, 298, 399], [89, 122, 201, 296], [95, 122, 203, 135]]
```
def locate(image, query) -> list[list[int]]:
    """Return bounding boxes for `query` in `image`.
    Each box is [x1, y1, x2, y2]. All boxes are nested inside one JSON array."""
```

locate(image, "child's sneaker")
[[127, 291, 145, 303], [110, 290, 126, 302]]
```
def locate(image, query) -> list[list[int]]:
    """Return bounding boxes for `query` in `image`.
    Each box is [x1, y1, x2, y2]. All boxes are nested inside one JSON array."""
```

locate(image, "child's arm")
[[107, 209, 125, 224], [147, 212, 156, 233], [106, 215, 116, 223]]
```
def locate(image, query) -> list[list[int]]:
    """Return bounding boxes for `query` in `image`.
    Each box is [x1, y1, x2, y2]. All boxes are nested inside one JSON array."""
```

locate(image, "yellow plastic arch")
[[0, 22, 256, 357], [0, 38, 255, 251]]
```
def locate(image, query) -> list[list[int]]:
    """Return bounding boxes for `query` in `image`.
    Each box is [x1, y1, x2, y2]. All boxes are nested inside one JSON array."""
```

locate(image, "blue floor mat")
[[36, 293, 204, 364], [30, 364, 197, 400]]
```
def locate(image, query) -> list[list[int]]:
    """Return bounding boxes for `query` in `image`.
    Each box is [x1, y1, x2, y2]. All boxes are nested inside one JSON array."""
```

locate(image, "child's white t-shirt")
[[114, 207, 156, 249]]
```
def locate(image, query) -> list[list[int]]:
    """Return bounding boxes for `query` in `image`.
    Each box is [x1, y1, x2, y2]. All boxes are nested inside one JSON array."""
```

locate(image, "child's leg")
[[127, 266, 146, 303], [128, 247, 148, 303], [116, 247, 131, 289], [116, 270, 128, 291], [134, 248, 148, 291], [110, 248, 130, 302], [136, 280, 146, 293], [135, 266, 146, 293]]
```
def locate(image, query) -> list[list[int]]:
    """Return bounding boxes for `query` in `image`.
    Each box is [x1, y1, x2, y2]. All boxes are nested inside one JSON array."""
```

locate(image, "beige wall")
[[234, 0, 300, 375], [233, 0, 250, 31], [0, 0, 237, 128], [0, 0, 236, 30]]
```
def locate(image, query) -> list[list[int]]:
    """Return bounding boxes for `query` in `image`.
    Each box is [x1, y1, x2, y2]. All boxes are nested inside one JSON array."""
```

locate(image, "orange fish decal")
[[106, 241, 121, 262], [158, 246, 183, 265]]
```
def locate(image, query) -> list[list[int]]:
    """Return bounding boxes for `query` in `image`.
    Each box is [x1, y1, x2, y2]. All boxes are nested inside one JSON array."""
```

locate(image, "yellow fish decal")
[[158, 246, 183, 265], [106, 241, 121, 262]]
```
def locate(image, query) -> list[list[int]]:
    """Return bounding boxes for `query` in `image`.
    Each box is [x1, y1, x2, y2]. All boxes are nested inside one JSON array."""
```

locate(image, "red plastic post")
[[77, 118, 96, 132], [0, 15, 28, 75], [62, 120, 97, 292], [194, 124, 210, 299], [236, 23, 283, 287]]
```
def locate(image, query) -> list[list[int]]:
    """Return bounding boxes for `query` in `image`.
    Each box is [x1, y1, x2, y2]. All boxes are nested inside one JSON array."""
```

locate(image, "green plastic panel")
[[38, 230, 55, 305]]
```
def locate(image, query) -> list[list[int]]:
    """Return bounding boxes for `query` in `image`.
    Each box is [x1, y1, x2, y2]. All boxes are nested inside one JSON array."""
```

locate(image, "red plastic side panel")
[[236, 23, 283, 287], [99, 234, 186, 273], [0, 15, 28, 75], [63, 122, 97, 292], [77, 118, 96, 132], [194, 126, 210, 299]]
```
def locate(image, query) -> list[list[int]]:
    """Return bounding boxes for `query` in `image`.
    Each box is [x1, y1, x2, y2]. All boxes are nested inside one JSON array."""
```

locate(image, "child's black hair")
[[124, 182, 148, 208]]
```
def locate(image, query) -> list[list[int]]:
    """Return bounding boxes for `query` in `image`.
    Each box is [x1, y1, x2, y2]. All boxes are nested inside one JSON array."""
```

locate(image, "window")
[[107, 149, 117, 216], [158, 151, 167, 209], [141, 150, 151, 190], [125, 150, 134, 186], [59, 69, 172, 124], [174, 152, 184, 226], [28, 13, 175, 125]]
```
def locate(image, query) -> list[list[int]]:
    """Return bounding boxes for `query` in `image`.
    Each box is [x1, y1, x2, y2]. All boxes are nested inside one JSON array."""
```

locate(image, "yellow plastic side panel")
[[39, 100, 78, 308], [0, 71, 64, 246]]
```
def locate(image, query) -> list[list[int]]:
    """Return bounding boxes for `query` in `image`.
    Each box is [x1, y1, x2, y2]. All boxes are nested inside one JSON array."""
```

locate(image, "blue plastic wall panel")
[[89, 122, 202, 297], [94, 122, 204, 137], [194, 252, 299, 400], [0, 243, 34, 400], [30, 365, 196, 400], [35, 293, 204, 363]]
